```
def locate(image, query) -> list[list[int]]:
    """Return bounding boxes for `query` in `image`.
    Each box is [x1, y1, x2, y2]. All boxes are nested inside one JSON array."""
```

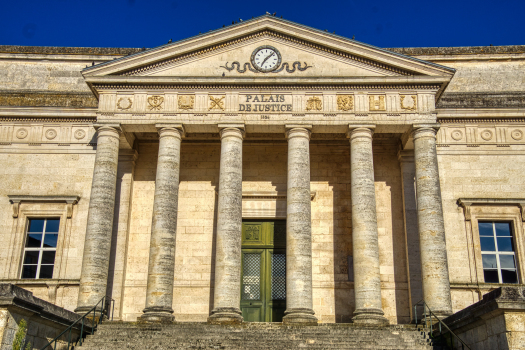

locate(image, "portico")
[[75, 15, 455, 324]]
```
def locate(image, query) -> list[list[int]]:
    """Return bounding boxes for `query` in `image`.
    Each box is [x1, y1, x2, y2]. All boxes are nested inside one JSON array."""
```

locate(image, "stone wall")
[[443, 286, 525, 350]]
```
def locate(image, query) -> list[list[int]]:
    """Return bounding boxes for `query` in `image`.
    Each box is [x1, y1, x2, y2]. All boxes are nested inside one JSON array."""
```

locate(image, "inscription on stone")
[[239, 94, 292, 112]]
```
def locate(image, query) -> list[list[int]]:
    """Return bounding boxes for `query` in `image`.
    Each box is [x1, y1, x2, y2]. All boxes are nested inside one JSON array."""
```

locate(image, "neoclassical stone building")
[[1, 15, 524, 326]]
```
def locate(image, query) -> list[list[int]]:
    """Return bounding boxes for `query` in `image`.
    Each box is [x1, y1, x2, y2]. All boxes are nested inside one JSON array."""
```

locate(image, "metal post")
[[79, 317, 84, 346]]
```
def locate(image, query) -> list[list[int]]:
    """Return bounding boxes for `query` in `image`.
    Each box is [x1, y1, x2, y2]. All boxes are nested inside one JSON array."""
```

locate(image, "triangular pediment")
[[83, 15, 454, 81]]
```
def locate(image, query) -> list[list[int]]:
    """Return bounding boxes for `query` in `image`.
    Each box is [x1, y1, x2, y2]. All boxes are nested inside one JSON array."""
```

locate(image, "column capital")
[[219, 127, 245, 140], [156, 124, 184, 139], [347, 125, 375, 141], [285, 126, 311, 140], [94, 123, 121, 133], [411, 123, 440, 140]]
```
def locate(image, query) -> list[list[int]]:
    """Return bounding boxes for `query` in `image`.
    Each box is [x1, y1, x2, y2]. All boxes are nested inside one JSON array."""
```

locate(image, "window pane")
[[480, 237, 496, 251], [28, 219, 45, 233], [499, 255, 516, 269], [478, 222, 494, 236], [39, 265, 54, 279], [497, 237, 514, 252], [45, 219, 60, 233], [43, 234, 58, 248], [483, 269, 499, 283], [482, 254, 497, 269], [41, 251, 56, 265], [22, 265, 37, 279], [501, 269, 518, 284], [23, 251, 40, 264], [495, 223, 511, 237], [26, 234, 42, 247]]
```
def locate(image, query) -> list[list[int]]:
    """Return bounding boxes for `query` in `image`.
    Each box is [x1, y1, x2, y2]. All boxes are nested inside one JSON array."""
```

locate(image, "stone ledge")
[[0, 45, 145, 56], [437, 92, 525, 109], [0, 283, 81, 327], [387, 45, 525, 56], [443, 286, 525, 333], [0, 91, 97, 108]]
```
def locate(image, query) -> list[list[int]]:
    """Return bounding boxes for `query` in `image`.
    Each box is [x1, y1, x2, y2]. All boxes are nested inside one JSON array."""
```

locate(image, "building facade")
[[1, 15, 525, 325]]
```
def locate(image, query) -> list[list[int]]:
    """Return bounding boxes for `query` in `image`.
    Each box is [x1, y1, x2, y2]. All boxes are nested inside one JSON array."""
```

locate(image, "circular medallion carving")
[[74, 129, 86, 140], [45, 129, 57, 140], [451, 130, 463, 141], [511, 129, 523, 141], [481, 130, 493, 141], [16, 128, 28, 139]]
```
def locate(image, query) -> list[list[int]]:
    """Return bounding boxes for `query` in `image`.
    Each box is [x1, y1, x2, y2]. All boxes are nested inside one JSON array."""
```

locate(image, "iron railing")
[[40, 295, 114, 350], [414, 300, 470, 350]]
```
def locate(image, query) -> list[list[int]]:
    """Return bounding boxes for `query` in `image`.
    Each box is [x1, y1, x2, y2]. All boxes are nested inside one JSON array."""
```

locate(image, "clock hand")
[[260, 52, 275, 67]]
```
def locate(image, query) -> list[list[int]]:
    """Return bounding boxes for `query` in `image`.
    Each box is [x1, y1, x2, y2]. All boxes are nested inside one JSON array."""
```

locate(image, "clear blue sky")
[[1, 0, 523, 49]]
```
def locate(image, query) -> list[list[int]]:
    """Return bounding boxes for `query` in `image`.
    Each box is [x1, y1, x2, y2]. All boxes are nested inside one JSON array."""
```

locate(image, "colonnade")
[[75, 123, 453, 324]]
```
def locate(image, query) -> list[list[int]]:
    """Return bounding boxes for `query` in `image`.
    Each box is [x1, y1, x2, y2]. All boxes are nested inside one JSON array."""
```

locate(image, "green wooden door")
[[240, 221, 286, 322]]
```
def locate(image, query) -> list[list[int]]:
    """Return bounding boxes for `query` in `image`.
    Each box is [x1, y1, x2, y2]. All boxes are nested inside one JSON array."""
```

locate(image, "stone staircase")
[[78, 322, 450, 350]]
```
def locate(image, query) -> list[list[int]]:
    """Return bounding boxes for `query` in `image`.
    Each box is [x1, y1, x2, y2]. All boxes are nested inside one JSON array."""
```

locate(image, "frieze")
[[0, 124, 93, 144], [436, 125, 525, 146], [101, 91, 433, 114]]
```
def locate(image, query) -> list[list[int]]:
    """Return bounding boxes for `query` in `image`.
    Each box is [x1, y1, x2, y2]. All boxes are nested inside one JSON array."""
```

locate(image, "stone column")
[[348, 126, 388, 325], [398, 150, 423, 321], [208, 126, 244, 324], [141, 126, 184, 322], [412, 125, 453, 318], [283, 127, 317, 325], [107, 149, 138, 321], [76, 125, 120, 313]]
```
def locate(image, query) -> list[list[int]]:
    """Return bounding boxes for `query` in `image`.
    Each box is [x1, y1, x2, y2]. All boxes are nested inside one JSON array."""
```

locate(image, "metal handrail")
[[40, 295, 114, 350], [414, 299, 470, 350]]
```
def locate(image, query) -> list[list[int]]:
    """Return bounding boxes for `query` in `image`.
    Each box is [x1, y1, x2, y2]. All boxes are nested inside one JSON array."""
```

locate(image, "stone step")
[[77, 322, 446, 350]]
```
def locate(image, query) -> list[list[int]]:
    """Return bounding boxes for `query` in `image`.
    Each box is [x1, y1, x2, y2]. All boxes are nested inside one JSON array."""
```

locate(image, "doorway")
[[240, 220, 286, 322]]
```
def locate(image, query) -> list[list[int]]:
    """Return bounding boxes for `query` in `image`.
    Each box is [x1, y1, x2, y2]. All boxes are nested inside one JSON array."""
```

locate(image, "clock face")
[[251, 46, 281, 72]]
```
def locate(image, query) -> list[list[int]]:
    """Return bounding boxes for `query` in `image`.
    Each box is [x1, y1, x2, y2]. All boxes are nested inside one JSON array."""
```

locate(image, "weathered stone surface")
[[412, 126, 452, 318], [443, 286, 525, 350], [208, 127, 244, 324], [79, 321, 436, 350], [76, 125, 120, 314], [348, 127, 388, 325], [141, 127, 183, 322], [283, 127, 317, 325]]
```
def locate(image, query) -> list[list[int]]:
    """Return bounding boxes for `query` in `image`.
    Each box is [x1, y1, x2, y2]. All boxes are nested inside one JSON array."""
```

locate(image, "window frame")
[[6, 200, 75, 280], [458, 200, 525, 286], [21, 217, 61, 279], [478, 221, 519, 284]]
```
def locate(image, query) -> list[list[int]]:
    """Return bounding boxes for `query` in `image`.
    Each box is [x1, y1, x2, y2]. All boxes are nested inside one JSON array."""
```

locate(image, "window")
[[21, 218, 60, 279], [480, 221, 518, 284]]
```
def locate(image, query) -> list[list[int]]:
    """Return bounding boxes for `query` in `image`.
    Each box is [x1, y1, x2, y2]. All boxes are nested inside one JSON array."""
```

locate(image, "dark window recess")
[[479, 221, 518, 284], [21, 218, 59, 279]]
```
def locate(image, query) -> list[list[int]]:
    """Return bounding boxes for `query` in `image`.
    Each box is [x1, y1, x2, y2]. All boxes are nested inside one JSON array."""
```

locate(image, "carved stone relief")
[[369, 95, 386, 111]]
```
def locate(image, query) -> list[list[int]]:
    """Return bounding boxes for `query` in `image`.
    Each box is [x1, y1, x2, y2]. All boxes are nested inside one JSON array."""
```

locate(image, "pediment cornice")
[[82, 16, 455, 79]]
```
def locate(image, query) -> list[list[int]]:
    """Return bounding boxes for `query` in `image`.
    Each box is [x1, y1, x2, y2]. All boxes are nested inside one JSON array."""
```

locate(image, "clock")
[[251, 46, 282, 72]]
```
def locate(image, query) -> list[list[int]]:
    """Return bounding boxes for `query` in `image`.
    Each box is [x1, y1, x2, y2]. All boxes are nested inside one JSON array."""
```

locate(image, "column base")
[[207, 307, 243, 324], [139, 306, 175, 323], [352, 308, 389, 326], [75, 305, 107, 322], [282, 308, 318, 325]]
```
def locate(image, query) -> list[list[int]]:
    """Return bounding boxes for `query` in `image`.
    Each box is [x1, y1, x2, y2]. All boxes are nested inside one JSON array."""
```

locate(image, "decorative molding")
[[457, 198, 525, 222], [147, 95, 164, 111], [120, 30, 412, 77], [178, 95, 194, 110], [400, 95, 417, 111], [116, 97, 133, 110], [306, 96, 322, 111], [369, 95, 386, 111], [8, 195, 80, 218], [337, 95, 354, 111], [209, 96, 225, 111], [94, 83, 441, 91]]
